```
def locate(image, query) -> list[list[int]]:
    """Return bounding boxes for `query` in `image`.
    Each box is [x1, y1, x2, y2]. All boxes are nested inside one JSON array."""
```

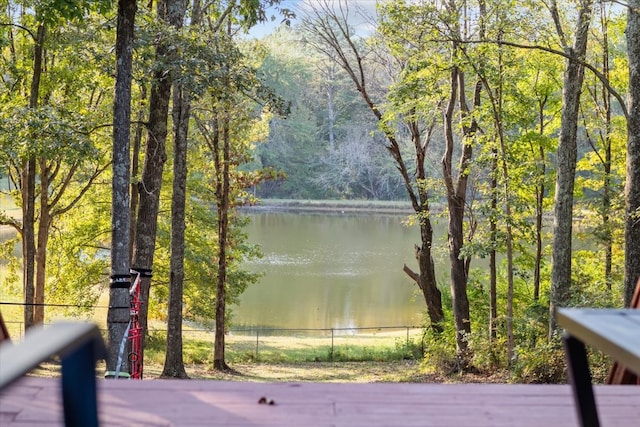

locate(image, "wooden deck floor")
[[1, 376, 639, 426]]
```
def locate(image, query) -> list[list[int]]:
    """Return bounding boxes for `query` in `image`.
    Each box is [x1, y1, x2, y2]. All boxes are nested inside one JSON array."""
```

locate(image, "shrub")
[[511, 340, 566, 383], [421, 327, 458, 373]]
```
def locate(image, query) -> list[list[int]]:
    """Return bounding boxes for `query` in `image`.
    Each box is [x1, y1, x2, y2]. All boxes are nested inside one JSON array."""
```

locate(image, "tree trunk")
[[488, 26, 516, 365], [213, 112, 231, 371], [161, 0, 196, 379], [415, 219, 444, 332], [22, 23, 46, 329], [33, 158, 50, 324], [21, 158, 36, 329], [533, 94, 548, 302], [409, 115, 444, 331], [161, 82, 190, 378], [442, 64, 473, 364], [161, 0, 193, 375], [131, 69, 169, 376], [107, 0, 136, 373], [625, 0, 640, 307], [489, 149, 498, 340], [599, 4, 613, 291], [549, 0, 592, 336], [534, 145, 545, 302], [129, 85, 146, 261]]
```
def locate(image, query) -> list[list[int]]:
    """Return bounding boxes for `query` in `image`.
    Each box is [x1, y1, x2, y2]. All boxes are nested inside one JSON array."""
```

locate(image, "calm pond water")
[[233, 211, 444, 331]]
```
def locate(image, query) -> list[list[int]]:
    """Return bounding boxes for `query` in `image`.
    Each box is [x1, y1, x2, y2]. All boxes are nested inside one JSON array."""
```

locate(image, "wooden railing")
[[0, 322, 106, 427]]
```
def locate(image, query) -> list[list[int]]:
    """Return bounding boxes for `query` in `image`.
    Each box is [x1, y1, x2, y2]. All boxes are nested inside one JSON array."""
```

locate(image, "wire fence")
[[3, 320, 426, 361], [172, 325, 425, 360]]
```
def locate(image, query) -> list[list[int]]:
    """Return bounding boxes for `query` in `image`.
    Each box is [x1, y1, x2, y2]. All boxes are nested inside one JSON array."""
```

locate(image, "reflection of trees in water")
[[237, 212, 434, 330]]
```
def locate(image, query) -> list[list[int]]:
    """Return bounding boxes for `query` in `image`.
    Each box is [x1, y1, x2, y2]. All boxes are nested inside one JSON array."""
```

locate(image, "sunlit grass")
[[143, 327, 426, 366]]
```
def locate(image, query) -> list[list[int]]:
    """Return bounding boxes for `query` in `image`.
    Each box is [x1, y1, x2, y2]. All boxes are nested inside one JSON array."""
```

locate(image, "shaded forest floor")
[[138, 360, 511, 383], [32, 360, 511, 383]]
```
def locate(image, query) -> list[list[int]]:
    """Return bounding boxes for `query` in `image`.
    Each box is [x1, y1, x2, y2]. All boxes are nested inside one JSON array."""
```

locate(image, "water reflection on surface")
[[235, 211, 435, 331]]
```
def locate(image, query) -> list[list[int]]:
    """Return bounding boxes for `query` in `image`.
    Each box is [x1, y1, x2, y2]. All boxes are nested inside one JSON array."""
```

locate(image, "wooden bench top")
[[556, 308, 640, 377]]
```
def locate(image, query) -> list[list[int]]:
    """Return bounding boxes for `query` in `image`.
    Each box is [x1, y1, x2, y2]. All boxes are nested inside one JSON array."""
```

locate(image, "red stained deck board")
[[1, 377, 639, 426]]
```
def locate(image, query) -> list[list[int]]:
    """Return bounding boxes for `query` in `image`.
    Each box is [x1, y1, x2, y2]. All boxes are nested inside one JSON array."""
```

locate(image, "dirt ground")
[[141, 360, 511, 383]]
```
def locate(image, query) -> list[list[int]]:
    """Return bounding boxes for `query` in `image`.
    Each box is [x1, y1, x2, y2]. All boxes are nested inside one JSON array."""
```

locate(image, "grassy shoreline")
[[242, 198, 415, 214]]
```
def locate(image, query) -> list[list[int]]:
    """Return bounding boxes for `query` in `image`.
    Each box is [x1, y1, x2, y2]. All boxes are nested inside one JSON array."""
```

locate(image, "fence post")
[[406, 327, 410, 348], [255, 330, 259, 360], [330, 328, 334, 361]]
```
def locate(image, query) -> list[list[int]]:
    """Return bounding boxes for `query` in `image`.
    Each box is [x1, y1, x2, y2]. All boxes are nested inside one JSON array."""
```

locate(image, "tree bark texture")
[[625, 0, 640, 307], [417, 222, 444, 331], [107, 0, 136, 373], [161, 6, 190, 375], [21, 158, 36, 329], [129, 86, 146, 262], [34, 158, 51, 324], [549, 0, 592, 335]]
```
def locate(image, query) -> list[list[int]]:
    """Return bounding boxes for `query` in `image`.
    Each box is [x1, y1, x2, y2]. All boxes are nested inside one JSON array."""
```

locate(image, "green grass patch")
[[143, 328, 426, 366]]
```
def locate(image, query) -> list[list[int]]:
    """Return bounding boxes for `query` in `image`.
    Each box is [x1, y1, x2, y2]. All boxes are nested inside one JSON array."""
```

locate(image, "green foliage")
[[235, 0, 294, 30], [0, 106, 97, 161], [0, 234, 21, 295], [511, 340, 567, 383], [394, 336, 425, 361], [0, 3, 114, 321], [46, 209, 110, 318], [421, 323, 458, 373], [569, 249, 624, 307], [35, 0, 113, 24]]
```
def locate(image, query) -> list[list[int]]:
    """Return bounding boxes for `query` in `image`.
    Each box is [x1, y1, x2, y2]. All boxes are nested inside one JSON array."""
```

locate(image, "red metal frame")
[[128, 270, 143, 379]]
